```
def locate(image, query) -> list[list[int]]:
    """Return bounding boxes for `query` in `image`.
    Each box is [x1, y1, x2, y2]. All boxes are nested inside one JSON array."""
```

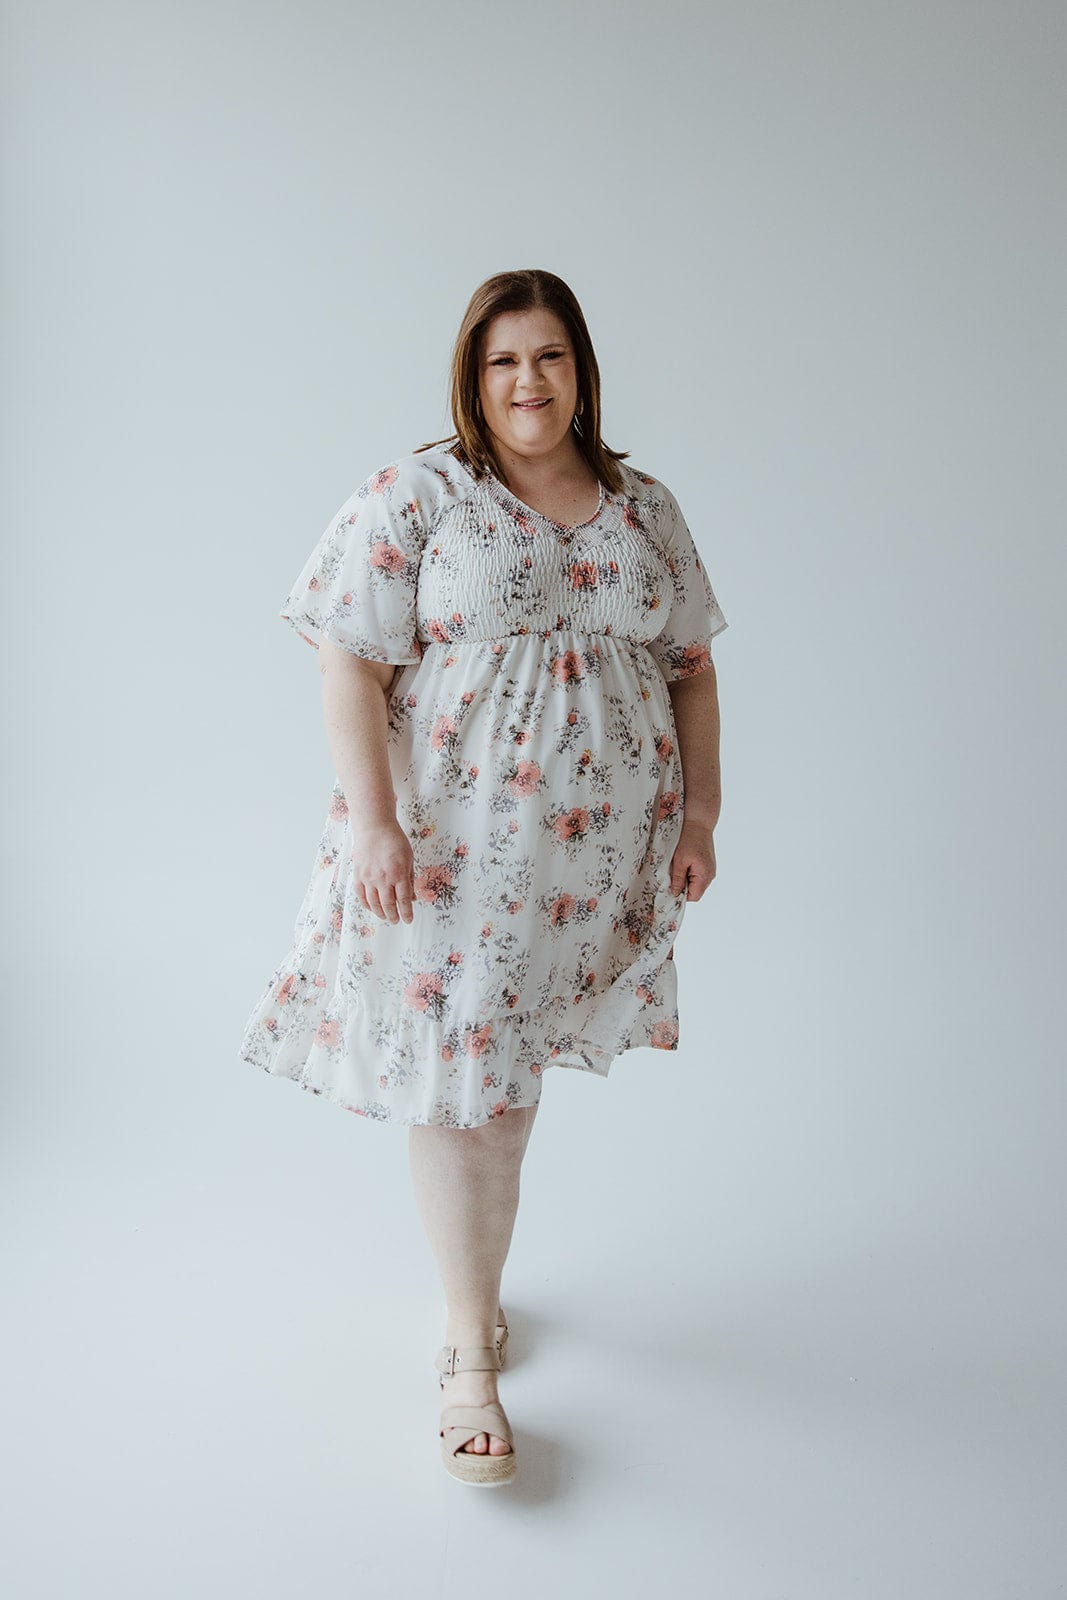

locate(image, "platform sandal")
[[435, 1340, 517, 1486]]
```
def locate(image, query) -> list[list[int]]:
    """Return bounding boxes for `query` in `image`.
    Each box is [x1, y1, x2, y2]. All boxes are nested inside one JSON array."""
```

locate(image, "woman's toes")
[[466, 1433, 488, 1453], [489, 1435, 511, 1455]]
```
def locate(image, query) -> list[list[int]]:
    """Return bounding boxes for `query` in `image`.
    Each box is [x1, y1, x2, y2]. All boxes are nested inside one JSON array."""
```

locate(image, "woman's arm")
[[318, 638, 414, 922], [666, 661, 722, 900]]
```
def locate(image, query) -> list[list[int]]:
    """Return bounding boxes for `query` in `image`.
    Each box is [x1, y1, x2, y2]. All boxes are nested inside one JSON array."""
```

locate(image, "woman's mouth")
[[513, 399, 551, 409]]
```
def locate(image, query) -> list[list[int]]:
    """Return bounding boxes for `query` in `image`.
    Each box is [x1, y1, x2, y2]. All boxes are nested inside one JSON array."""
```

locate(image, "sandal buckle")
[[440, 1344, 457, 1377]]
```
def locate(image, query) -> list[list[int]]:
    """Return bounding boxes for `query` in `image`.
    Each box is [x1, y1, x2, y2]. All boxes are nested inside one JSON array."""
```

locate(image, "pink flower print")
[[579, 750, 591, 766], [530, 1062, 542, 1076], [315, 1017, 340, 1048], [447, 949, 464, 964], [554, 807, 590, 842], [455, 841, 469, 857], [651, 1019, 679, 1049], [586, 896, 598, 910], [342, 592, 353, 605], [452, 611, 464, 625], [461, 690, 475, 705], [369, 466, 398, 494], [431, 714, 457, 750], [492, 1098, 508, 1117], [483, 1073, 494, 1088], [469, 766, 479, 780], [508, 818, 519, 832], [407, 499, 418, 513], [331, 905, 344, 932], [569, 560, 599, 590], [623, 501, 641, 530], [414, 863, 454, 904], [492, 642, 503, 654], [676, 643, 711, 677], [507, 900, 523, 914], [264, 1017, 278, 1033], [552, 651, 585, 684], [313, 973, 327, 988], [378, 1074, 389, 1089], [274, 973, 299, 1005], [567, 710, 578, 724], [441, 1045, 454, 1061], [369, 540, 406, 575], [658, 791, 681, 820], [635, 983, 653, 1006], [329, 792, 349, 820], [515, 730, 529, 745], [507, 760, 542, 799], [550, 893, 576, 925], [601, 801, 611, 815], [654, 732, 674, 762], [404, 972, 445, 1012], [481, 922, 492, 938], [465, 1023, 493, 1058], [406, 692, 418, 707], [427, 618, 452, 643]]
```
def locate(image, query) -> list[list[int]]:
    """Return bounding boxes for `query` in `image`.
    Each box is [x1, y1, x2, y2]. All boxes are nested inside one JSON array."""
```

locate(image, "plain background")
[[3, 1, 1064, 1595]]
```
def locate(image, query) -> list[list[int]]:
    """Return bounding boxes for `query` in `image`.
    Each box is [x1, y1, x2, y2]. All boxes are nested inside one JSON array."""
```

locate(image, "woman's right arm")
[[318, 637, 415, 925]]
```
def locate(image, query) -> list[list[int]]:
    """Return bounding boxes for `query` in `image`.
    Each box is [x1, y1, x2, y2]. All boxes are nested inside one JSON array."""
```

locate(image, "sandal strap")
[[440, 1402, 513, 1450], [435, 1344, 502, 1377]]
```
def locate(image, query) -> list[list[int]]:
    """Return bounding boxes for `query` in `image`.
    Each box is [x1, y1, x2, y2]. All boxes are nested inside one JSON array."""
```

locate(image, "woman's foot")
[[440, 1313, 512, 1456]]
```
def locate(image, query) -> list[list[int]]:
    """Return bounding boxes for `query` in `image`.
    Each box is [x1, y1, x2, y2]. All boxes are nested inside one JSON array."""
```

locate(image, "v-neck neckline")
[[448, 446, 610, 537], [486, 471, 607, 536]]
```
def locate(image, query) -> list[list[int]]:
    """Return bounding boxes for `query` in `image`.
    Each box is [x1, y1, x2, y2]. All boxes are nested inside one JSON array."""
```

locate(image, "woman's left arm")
[[666, 661, 722, 901]]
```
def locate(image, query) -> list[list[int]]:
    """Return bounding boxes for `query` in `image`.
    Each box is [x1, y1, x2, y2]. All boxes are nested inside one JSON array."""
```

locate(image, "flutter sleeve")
[[645, 486, 729, 682], [279, 460, 429, 665]]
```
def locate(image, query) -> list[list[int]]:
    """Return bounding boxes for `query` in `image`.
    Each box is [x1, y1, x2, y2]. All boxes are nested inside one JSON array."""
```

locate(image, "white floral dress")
[[237, 444, 728, 1128]]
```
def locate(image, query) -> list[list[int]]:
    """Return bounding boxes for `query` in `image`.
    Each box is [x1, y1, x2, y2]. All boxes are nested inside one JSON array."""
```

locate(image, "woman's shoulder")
[[615, 459, 682, 515], [346, 443, 476, 518]]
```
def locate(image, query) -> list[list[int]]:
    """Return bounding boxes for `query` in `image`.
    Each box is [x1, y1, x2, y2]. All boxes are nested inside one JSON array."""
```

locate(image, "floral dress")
[[237, 443, 729, 1128]]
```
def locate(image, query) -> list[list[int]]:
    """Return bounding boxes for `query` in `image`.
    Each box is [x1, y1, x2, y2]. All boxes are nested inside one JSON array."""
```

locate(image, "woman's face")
[[477, 308, 580, 463]]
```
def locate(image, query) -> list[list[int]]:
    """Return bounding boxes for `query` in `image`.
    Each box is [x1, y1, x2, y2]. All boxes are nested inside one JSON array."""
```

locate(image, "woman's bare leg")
[[409, 1101, 540, 1454]]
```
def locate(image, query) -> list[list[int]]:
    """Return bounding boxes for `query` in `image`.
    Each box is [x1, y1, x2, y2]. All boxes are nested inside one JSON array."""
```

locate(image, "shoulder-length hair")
[[417, 269, 629, 494]]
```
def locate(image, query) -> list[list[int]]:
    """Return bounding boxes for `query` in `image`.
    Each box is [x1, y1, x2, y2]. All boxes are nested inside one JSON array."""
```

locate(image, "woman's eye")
[[542, 351, 563, 360]]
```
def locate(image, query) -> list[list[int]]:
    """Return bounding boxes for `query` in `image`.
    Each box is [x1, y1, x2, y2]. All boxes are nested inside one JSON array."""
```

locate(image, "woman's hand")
[[352, 820, 416, 924], [668, 817, 717, 901]]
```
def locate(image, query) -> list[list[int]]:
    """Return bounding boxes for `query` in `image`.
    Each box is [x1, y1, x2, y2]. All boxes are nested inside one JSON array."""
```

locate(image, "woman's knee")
[[468, 1103, 535, 1158]]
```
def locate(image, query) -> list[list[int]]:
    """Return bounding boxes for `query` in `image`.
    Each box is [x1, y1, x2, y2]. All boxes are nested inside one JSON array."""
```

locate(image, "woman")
[[238, 269, 729, 1486]]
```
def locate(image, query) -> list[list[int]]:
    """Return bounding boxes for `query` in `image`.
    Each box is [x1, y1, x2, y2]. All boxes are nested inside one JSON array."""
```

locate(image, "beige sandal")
[[436, 1333, 516, 1487]]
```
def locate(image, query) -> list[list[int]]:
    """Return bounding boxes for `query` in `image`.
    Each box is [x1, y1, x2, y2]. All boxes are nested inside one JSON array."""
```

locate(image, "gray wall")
[[3, 2, 1064, 1596]]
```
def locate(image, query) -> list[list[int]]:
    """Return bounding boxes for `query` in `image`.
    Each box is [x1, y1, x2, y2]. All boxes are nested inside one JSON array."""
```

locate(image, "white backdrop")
[[3, 2, 1064, 1596]]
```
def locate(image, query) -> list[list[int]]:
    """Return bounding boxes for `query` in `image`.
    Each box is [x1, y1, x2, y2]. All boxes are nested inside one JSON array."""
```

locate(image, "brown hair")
[[417, 269, 629, 494]]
